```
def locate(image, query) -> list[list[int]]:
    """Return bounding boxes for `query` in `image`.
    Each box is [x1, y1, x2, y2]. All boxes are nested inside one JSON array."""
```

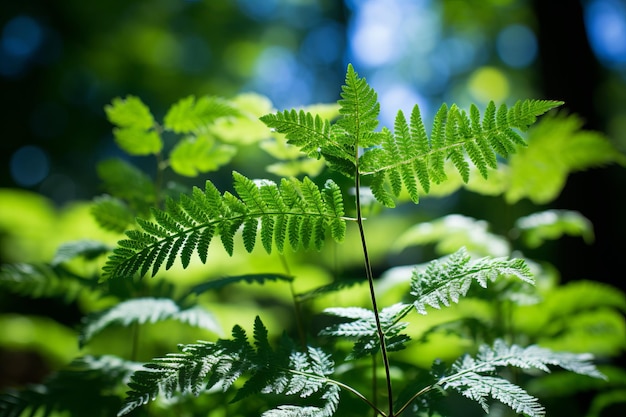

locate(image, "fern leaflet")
[[102, 172, 346, 280], [410, 247, 534, 315], [118, 316, 339, 417], [320, 303, 413, 359], [438, 339, 606, 417]]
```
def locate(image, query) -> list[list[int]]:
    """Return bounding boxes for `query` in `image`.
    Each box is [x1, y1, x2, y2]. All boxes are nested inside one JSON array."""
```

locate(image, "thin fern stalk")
[[354, 160, 394, 417], [279, 253, 307, 348], [394, 385, 437, 416], [289, 369, 386, 417]]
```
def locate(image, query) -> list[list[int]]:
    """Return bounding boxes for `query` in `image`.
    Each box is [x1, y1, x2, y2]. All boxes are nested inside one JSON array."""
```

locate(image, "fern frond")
[[410, 247, 534, 315], [360, 99, 562, 207], [438, 339, 605, 417], [0, 355, 141, 417], [102, 172, 346, 280], [320, 303, 413, 358], [260, 108, 356, 177], [91, 195, 136, 233], [336, 63, 381, 148], [0, 263, 98, 302], [184, 273, 294, 299], [79, 297, 222, 347], [163, 95, 239, 134], [118, 317, 339, 417]]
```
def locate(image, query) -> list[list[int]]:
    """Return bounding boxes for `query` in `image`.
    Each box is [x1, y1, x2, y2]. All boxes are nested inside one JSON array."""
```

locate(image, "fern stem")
[[354, 164, 394, 416], [280, 253, 307, 348], [394, 384, 437, 416]]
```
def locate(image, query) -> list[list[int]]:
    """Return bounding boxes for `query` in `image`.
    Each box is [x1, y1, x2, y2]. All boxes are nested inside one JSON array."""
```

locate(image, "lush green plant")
[[1, 64, 625, 417]]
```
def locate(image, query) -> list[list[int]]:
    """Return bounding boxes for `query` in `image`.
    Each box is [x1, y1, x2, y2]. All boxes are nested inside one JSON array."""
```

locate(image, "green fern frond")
[[102, 172, 346, 280], [184, 273, 294, 299], [260, 64, 383, 177], [295, 278, 363, 302], [360, 99, 562, 207], [336, 63, 381, 148], [91, 195, 136, 233], [51, 239, 111, 266], [0, 355, 141, 417], [320, 303, 413, 359], [118, 317, 339, 417], [0, 263, 98, 302], [163, 95, 239, 134], [410, 247, 534, 315], [79, 297, 222, 347], [438, 339, 605, 417]]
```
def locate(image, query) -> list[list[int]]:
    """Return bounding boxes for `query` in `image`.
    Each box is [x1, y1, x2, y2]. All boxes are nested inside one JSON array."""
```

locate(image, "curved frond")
[[409, 247, 534, 315], [438, 339, 606, 417], [102, 172, 346, 280], [79, 297, 222, 347], [118, 317, 339, 417], [360, 100, 563, 206], [184, 273, 294, 299]]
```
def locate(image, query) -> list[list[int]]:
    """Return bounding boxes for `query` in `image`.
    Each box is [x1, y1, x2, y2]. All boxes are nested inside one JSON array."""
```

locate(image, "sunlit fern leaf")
[[410, 247, 534, 315], [0, 355, 141, 417], [79, 297, 221, 348], [260, 109, 334, 159], [438, 339, 605, 417], [102, 172, 346, 280], [118, 317, 339, 417], [163, 95, 239, 134], [261, 64, 386, 176], [360, 99, 562, 207], [320, 303, 413, 359]]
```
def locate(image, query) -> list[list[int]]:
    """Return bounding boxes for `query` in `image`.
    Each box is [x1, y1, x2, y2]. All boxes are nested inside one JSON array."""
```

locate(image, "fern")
[[0, 262, 99, 302], [261, 65, 562, 208], [437, 339, 606, 417], [118, 316, 339, 417], [320, 303, 413, 359], [80, 297, 222, 347], [360, 99, 563, 206], [409, 247, 534, 314], [102, 172, 346, 280]]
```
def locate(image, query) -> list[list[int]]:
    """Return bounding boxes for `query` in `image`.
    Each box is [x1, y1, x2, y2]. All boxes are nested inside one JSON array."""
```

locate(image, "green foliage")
[[79, 298, 222, 348], [0, 355, 140, 417], [1, 63, 623, 417], [118, 316, 339, 417], [101, 172, 346, 280], [439, 340, 605, 416]]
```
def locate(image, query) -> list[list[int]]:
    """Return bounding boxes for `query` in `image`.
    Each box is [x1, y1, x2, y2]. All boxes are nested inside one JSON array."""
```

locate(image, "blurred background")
[[1, 0, 625, 286]]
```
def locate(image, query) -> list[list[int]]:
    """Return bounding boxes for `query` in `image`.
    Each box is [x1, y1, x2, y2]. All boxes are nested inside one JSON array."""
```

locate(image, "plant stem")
[[354, 166, 394, 417], [280, 253, 307, 348]]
